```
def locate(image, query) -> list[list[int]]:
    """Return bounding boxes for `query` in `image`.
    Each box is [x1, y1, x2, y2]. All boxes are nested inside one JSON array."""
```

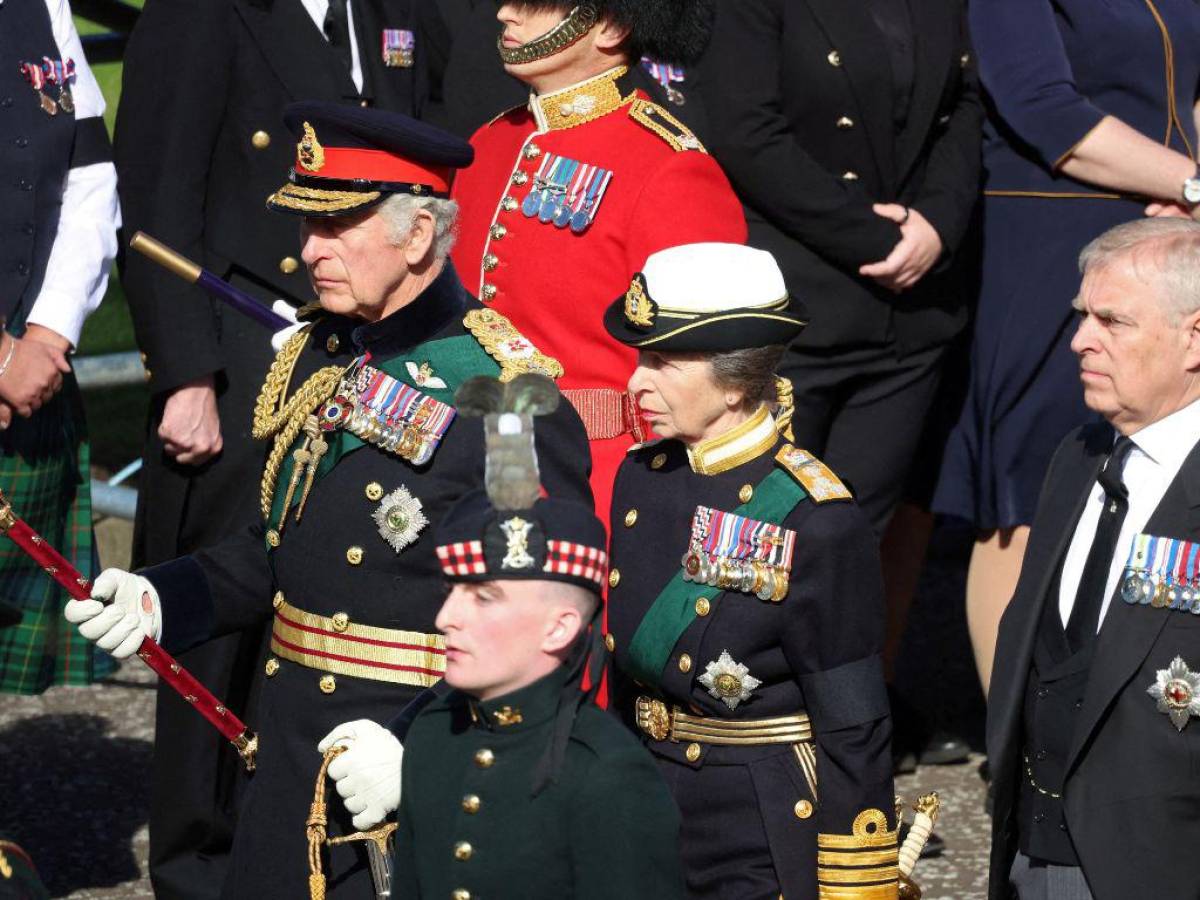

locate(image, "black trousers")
[[783, 342, 946, 535]]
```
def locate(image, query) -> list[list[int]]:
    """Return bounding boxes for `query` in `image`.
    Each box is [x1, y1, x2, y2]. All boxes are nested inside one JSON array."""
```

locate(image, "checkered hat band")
[[436, 541, 487, 576], [543, 540, 608, 587]]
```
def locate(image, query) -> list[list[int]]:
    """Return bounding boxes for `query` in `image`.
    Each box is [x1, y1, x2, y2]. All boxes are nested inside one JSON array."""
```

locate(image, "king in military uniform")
[[321, 380, 685, 898], [66, 102, 592, 898], [605, 244, 900, 899], [450, 0, 747, 526]]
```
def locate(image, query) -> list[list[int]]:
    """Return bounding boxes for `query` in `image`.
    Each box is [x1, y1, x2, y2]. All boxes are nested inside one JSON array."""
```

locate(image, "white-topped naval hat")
[[603, 243, 808, 351]]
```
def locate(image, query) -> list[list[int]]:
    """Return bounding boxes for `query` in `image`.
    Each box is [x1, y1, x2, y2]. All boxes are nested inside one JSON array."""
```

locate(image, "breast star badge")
[[698, 650, 761, 711], [1147, 656, 1200, 732], [372, 486, 428, 553]]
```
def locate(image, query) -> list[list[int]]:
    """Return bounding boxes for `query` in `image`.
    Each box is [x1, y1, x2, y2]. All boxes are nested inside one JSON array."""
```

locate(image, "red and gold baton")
[[0, 489, 258, 771]]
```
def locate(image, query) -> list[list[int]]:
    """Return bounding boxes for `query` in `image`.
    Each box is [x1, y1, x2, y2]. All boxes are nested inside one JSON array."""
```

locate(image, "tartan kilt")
[[0, 375, 115, 694]]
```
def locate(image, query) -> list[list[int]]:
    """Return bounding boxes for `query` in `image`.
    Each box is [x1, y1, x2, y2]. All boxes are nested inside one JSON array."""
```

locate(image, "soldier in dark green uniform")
[[321, 384, 684, 899]]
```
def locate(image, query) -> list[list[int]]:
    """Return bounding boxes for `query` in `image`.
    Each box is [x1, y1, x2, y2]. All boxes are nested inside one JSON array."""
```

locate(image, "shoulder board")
[[774, 444, 852, 504], [295, 302, 325, 322], [463, 309, 564, 382], [628, 98, 706, 153], [484, 102, 527, 129]]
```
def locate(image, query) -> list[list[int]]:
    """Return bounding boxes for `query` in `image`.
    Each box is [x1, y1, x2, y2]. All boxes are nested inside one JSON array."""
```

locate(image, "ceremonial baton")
[[0, 490, 259, 771], [129, 232, 293, 331]]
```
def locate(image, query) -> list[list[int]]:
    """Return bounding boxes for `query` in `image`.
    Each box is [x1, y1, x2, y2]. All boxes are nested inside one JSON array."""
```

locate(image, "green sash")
[[624, 467, 808, 685], [266, 332, 500, 536]]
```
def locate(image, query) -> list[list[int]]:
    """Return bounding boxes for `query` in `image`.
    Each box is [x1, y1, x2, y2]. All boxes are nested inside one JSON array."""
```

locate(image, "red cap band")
[[297, 147, 452, 193]]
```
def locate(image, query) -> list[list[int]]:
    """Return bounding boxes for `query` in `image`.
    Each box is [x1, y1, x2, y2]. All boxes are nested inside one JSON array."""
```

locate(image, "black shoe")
[[918, 734, 970, 766]]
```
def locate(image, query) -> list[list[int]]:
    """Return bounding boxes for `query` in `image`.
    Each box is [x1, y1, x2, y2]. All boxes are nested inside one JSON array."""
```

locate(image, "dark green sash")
[[624, 467, 808, 685]]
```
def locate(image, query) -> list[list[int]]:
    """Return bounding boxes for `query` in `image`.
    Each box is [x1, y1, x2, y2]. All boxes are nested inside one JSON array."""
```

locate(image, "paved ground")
[[0, 518, 993, 898]]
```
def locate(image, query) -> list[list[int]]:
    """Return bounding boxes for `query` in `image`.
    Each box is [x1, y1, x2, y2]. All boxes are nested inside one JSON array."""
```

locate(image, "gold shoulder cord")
[[252, 328, 344, 520]]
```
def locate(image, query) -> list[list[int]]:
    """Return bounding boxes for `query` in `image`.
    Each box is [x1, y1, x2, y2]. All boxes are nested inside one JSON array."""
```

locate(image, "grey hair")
[[376, 193, 460, 261], [1078, 218, 1200, 322], [708, 345, 786, 408]]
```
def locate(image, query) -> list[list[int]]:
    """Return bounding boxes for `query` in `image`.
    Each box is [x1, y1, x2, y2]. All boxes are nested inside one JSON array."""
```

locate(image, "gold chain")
[[1022, 753, 1062, 799], [252, 328, 345, 520]]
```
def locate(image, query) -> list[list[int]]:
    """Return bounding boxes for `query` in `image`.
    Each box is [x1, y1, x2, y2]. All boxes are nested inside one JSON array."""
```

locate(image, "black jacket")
[[698, 0, 982, 354], [988, 423, 1200, 900]]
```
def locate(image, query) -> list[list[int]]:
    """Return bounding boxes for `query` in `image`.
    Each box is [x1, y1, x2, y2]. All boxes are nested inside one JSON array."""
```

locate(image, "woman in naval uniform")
[[605, 243, 899, 900]]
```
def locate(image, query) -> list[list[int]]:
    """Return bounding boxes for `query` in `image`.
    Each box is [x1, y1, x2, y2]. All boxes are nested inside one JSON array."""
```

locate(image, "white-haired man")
[[988, 217, 1200, 900], [65, 101, 592, 899]]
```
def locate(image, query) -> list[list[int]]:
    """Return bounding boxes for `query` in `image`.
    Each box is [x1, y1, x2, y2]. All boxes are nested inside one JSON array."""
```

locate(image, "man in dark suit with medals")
[[114, 2, 420, 894], [988, 219, 1200, 900], [76, 103, 592, 898]]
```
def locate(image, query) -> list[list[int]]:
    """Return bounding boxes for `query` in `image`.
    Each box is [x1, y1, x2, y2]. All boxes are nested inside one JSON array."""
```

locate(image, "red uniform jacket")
[[452, 65, 747, 528]]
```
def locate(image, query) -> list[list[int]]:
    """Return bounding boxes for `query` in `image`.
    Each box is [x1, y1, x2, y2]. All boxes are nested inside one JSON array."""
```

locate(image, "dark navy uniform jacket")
[[142, 263, 592, 899]]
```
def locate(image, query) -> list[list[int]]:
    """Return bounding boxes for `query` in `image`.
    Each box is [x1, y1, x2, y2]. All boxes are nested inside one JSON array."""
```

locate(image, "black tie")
[[1065, 435, 1137, 650], [324, 0, 353, 75]]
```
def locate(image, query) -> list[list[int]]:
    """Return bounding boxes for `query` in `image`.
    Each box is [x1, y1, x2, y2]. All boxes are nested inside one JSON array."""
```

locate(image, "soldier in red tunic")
[[451, 0, 747, 529]]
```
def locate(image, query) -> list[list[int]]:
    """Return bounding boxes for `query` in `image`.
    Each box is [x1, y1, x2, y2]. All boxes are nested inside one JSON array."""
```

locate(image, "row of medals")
[[681, 545, 788, 603], [37, 85, 73, 116], [1121, 568, 1200, 613], [322, 367, 432, 462], [521, 179, 597, 233]]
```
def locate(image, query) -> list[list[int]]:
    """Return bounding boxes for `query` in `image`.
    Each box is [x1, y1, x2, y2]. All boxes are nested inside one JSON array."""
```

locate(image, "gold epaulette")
[[628, 98, 706, 152], [817, 809, 900, 900], [775, 444, 852, 503], [463, 309, 564, 382]]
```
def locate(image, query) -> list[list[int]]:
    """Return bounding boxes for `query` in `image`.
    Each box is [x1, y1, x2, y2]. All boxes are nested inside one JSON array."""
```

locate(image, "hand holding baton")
[[0, 489, 259, 770]]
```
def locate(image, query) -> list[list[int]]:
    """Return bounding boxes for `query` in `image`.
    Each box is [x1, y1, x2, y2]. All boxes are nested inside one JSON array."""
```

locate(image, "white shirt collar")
[[1127, 396, 1200, 471]]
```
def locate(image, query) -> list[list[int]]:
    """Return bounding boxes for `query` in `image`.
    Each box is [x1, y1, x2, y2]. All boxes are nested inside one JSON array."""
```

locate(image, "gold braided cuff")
[[817, 808, 900, 900]]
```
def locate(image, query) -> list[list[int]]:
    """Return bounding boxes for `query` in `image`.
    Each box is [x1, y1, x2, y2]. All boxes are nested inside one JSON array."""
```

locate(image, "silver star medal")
[[1147, 656, 1200, 732], [372, 486, 429, 553], [698, 650, 761, 711]]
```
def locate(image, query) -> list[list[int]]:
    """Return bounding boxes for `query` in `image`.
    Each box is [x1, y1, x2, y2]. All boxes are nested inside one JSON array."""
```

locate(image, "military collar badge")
[[500, 516, 535, 569], [1147, 656, 1200, 732], [372, 485, 428, 553], [1120, 533, 1200, 612], [698, 651, 761, 710], [19, 57, 75, 116], [519, 151, 614, 234], [623, 274, 657, 330], [298, 122, 326, 172], [382, 29, 415, 68], [681, 505, 796, 602]]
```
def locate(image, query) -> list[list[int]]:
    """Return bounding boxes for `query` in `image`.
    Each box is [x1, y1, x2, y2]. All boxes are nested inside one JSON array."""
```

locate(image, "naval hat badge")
[[698, 650, 762, 711], [372, 485, 429, 553], [1147, 656, 1200, 732]]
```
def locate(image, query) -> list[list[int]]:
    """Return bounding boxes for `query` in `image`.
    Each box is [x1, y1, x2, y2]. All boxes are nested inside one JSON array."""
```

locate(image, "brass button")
[[604, 633, 615, 652], [272, 591, 285, 610], [411, 184, 424, 195], [359, 99, 369, 107], [251, 130, 271, 149], [511, 170, 529, 186], [264, 658, 280, 677], [695, 597, 711, 617], [794, 799, 814, 819], [678, 653, 692, 673], [319, 674, 337, 694], [523, 143, 541, 160], [279, 256, 299, 275], [685, 742, 701, 762], [836, 116, 854, 130], [483, 253, 500, 272], [475, 748, 495, 768], [623, 509, 638, 528], [961, 51, 971, 67], [326, 334, 340, 353], [827, 50, 842, 66], [738, 484, 754, 503], [331, 612, 350, 633], [266, 529, 281, 548], [501, 196, 518, 212], [453, 841, 473, 861], [365, 482, 384, 501], [481, 284, 497, 302], [841, 171, 859, 181], [452, 890, 471, 900], [346, 546, 364, 566], [489, 223, 507, 240], [462, 794, 481, 814], [650, 453, 667, 470], [608, 569, 621, 589]]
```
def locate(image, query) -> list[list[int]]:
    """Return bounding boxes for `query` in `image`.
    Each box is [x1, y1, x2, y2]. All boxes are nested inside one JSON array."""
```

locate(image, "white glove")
[[270, 300, 303, 352], [318, 719, 404, 831], [64, 568, 162, 659]]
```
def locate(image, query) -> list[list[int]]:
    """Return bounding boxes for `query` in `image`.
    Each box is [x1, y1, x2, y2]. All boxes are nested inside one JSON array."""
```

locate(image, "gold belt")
[[270, 594, 446, 687], [635, 696, 812, 745]]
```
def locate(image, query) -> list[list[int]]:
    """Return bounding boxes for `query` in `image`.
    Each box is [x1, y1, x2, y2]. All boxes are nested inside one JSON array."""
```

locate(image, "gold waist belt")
[[635, 696, 812, 745], [270, 594, 446, 687]]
